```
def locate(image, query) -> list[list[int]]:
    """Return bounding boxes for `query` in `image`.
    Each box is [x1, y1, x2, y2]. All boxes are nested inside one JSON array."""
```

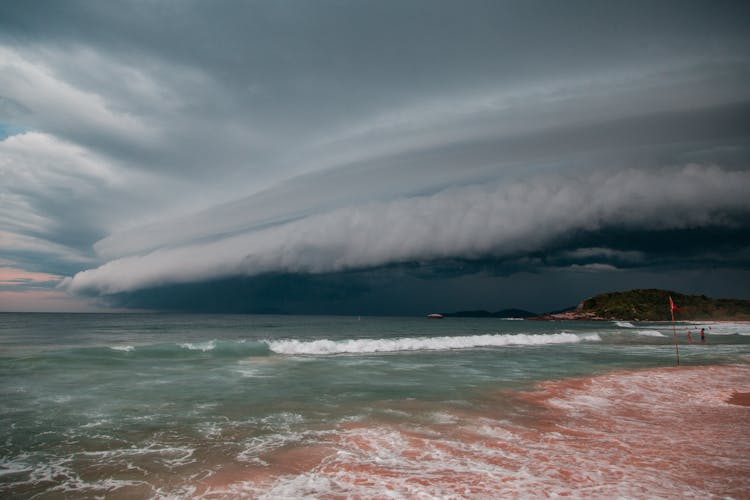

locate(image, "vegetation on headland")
[[535, 289, 750, 321]]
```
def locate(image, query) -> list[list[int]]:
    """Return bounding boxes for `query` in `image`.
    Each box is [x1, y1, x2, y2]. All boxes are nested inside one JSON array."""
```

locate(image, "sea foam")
[[109, 345, 134, 352], [179, 340, 216, 351], [240, 365, 750, 499], [635, 330, 665, 337], [614, 321, 636, 328], [266, 333, 600, 355], [689, 323, 750, 336]]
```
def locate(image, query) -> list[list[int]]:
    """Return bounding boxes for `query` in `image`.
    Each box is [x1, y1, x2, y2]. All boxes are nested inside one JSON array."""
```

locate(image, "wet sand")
[[728, 391, 750, 407], [199, 364, 750, 498]]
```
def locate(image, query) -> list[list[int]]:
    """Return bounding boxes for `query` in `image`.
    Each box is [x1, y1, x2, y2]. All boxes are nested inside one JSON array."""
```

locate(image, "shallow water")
[[1, 313, 748, 497]]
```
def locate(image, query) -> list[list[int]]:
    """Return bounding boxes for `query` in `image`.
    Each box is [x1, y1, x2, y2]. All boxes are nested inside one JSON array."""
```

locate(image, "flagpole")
[[670, 297, 680, 366]]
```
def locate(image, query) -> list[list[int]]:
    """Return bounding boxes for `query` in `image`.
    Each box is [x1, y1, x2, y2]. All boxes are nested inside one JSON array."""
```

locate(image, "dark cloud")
[[62, 164, 750, 297], [81, 219, 750, 314], [100, 264, 750, 316], [99, 272, 373, 314]]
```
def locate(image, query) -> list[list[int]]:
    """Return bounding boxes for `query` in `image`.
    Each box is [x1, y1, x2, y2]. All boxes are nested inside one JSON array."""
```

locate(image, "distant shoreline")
[[445, 288, 750, 322], [528, 314, 750, 323]]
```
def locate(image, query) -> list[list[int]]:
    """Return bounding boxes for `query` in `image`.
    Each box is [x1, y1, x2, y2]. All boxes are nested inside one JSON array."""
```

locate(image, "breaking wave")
[[265, 333, 600, 355], [48, 341, 272, 362], [109, 345, 134, 352], [180, 340, 216, 352], [689, 323, 750, 336], [635, 330, 666, 337], [614, 321, 636, 328]]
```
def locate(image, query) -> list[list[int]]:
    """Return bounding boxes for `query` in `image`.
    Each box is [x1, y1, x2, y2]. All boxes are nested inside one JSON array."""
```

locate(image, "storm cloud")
[[63, 164, 750, 295], [2, 1, 750, 312]]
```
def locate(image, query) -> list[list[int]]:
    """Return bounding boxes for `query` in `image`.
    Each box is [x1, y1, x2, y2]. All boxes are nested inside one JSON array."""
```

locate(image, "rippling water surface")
[[1, 313, 748, 497]]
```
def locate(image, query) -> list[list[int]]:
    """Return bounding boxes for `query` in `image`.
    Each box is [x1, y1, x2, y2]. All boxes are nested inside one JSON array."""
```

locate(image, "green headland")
[[540, 289, 750, 321]]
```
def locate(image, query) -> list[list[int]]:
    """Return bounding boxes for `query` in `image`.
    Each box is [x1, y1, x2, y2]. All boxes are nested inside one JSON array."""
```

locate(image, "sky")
[[1, 0, 750, 315]]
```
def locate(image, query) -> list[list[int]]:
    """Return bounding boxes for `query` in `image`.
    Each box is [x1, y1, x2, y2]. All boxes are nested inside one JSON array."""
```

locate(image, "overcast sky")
[[1, 0, 749, 314]]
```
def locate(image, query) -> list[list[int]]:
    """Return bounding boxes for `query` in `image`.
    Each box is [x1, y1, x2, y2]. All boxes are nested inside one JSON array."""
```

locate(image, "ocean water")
[[1, 313, 748, 498]]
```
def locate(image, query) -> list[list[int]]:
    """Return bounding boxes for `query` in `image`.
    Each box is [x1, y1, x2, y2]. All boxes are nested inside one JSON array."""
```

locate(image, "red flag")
[[669, 296, 680, 312]]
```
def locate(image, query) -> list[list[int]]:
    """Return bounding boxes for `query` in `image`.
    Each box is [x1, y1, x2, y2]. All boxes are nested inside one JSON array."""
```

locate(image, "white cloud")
[[0, 132, 120, 259], [0, 230, 92, 263], [0, 130, 190, 265], [87, 56, 750, 262], [64, 164, 750, 295], [0, 46, 155, 146], [0, 131, 121, 190]]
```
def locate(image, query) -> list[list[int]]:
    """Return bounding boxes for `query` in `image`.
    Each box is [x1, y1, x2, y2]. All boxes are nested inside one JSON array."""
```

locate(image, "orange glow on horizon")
[[0, 266, 63, 286]]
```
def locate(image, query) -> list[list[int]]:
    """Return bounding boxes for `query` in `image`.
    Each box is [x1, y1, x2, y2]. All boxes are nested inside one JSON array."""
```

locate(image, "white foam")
[[237, 433, 302, 464], [257, 474, 336, 500], [79, 418, 111, 429], [635, 330, 665, 337], [614, 321, 636, 328], [580, 334, 602, 341], [428, 411, 459, 424], [688, 323, 750, 336], [251, 366, 748, 498], [249, 426, 532, 498], [201, 366, 750, 499], [110, 345, 134, 352], [266, 333, 600, 355], [259, 412, 305, 430], [237, 427, 333, 465], [0, 459, 32, 477], [233, 367, 270, 378], [4, 457, 151, 496], [179, 340, 216, 351]]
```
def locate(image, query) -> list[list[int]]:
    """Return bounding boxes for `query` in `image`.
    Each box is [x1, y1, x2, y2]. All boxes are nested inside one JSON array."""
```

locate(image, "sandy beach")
[[195, 363, 750, 498]]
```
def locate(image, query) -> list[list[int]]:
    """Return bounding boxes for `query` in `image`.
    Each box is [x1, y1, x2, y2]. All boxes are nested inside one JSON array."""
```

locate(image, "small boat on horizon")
[[427, 313, 444, 319]]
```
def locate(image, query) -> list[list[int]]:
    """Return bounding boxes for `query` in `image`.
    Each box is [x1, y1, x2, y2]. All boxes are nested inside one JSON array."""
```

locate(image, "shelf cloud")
[[2, 0, 749, 312], [63, 164, 750, 295]]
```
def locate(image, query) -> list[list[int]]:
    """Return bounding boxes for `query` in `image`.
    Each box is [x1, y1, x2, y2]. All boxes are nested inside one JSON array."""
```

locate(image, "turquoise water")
[[1, 313, 748, 497]]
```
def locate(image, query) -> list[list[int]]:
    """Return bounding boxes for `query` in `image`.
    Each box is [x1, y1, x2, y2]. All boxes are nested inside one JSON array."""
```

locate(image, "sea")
[[1, 313, 748, 498]]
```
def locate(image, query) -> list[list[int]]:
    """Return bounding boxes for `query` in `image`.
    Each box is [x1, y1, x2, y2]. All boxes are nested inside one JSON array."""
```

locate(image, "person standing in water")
[[687, 330, 693, 344], [700, 328, 706, 344]]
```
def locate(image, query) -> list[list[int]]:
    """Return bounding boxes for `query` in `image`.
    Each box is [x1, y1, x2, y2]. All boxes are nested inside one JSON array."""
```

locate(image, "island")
[[438, 308, 537, 318]]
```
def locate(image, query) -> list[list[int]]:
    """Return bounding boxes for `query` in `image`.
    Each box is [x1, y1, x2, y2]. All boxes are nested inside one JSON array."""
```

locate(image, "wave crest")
[[636, 330, 665, 337], [266, 333, 600, 355], [180, 340, 216, 352], [614, 321, 636, 328]]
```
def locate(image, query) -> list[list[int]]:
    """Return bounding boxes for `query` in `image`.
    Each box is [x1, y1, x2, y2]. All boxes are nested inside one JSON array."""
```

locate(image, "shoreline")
[[198, 362, 750, 498]]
